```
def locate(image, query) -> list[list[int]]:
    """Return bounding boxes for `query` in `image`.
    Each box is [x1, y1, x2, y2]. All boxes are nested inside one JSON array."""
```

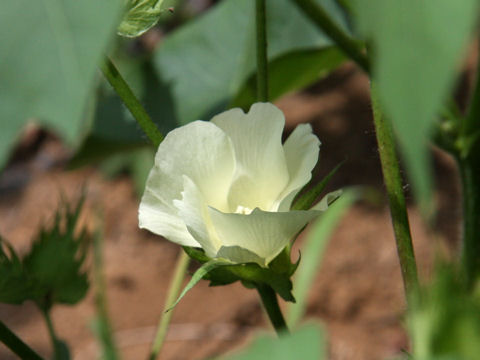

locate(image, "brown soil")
[[0, 64, 462, 360]]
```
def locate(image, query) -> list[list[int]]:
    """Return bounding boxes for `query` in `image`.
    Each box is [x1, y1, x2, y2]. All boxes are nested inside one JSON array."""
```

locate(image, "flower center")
[[235, 205, 253, 215]]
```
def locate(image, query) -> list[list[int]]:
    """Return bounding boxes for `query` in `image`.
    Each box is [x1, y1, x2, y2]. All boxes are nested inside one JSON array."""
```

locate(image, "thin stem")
[[100, 57, 164, 148], [256, 284, 289, 335], [465, 39, 480, 135], [93, 231, 119, 360], [459, 157, 480, 289], [148, 251, 190, 360], [370, 83, 419, 297], [291, 0, 370, 73], [41, 309, 62, 360], [0, 321, 44, 360], [255, 0, 269, 102]]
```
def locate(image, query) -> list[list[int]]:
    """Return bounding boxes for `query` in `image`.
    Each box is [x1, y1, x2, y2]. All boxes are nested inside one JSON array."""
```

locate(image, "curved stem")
[[291, 0, 370, 73], [256, 0, 269, 102], [256, 284, 289, 335], [371, 83, 419, 297], [0, 321, 44, 360], [100, 57, 164, 148], [148, 251, 190, 360]]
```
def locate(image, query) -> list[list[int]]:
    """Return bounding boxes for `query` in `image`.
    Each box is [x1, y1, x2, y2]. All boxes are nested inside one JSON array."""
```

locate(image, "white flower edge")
[[139, 103, 332, 266]]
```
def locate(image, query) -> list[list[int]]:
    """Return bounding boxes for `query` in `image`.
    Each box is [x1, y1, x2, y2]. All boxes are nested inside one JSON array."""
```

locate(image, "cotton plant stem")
[[255, 0, 269, 102], [459, 41, 480, 288], [41, 309, 62, 360], [256, 284, 289, 335], [371, 84, 419, 297], [291, 0, 370, 74], [459, 158, 480, 288], [0, 321, 44, 360], [100, 57, 164, 148], [148, 251, 190, 360]]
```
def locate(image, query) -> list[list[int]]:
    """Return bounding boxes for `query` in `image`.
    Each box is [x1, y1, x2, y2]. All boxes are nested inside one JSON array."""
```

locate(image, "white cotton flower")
[[138, 102, 326, 267]]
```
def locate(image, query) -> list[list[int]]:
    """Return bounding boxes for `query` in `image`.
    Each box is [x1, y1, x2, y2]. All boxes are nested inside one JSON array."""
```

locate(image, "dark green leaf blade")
[[23, 197, 90, 307], [0, 239, 32, 304]]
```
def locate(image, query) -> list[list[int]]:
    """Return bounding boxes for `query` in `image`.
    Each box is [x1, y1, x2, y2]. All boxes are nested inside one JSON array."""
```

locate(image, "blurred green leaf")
[[288, 189, 358, 328], [232, 47, 345, 110], [221, 324, 326, 360], [0, 0, 123, 168], [353, 0, 479, 210], [23, 197, 89, 307], [153, 0, 350, 124], [0, 239, 32, 304], [118, 0, 165, 37], [409, 264, 480, 360]]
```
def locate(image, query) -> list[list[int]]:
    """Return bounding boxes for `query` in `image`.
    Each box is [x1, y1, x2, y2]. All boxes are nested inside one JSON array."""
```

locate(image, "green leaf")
[[221, 324, 326, 360], [288, 189, 358, 328], [181, 247, 296, 301], [409, 264, 480, 360], [153, 0, 350, 125], [23, 197, 89, 307], [168, 259, 232, 311], [0, 239, 32, 304], [353, 0, 479, 210], [232, 47, 345, 110], [118, 0, 165, 37], [0, 0, 123, 168]]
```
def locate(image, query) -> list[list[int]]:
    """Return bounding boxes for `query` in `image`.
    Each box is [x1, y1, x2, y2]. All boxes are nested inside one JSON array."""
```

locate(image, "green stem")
[[41, 309, 63, 360], [148, 251, 190, 360], [291, 0, 370, 73], [459, 157, 480, 288], [256, 284, 289, 335], [465, 40, 480, 135], [100, 57, 164, 147], [371, 84, 419, 297], [93, 231, 119, 360], [255, 0, 269, 102], [0, 321, 44, 360]]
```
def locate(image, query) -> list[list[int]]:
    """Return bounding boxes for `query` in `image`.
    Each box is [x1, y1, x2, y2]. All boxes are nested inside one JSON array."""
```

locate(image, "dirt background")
[[0, 63, 466, 360]]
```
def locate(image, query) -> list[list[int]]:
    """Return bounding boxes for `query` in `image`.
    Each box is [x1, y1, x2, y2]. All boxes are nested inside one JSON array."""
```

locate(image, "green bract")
[[118, 0, 164, 38], [139, 103, 334, 267]]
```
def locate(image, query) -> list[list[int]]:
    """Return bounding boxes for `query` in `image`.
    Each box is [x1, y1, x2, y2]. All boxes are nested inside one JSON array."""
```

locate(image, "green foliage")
[[0, 197, 89, 309], [0, 0, 123, 169], [118, 0, 165, 37], [288, 189, 358, 328], [353, 0, 479, 211], [153, 0, 350, 125], [0, 240, 32, 304], [408, 264, 480, 360], [178, 246, 299, 308], [220, 324, 326, 360]]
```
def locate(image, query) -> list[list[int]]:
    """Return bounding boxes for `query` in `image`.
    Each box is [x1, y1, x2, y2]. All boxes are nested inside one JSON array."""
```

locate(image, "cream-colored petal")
[[152, 120, 235, 211], [173, 176, 220, 258], [139, 121, 236, 246], [209, 207, 320, 266], [276, 123, 320, 211], [139, 168, 199, 247], [211, 103, 289, 212]]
